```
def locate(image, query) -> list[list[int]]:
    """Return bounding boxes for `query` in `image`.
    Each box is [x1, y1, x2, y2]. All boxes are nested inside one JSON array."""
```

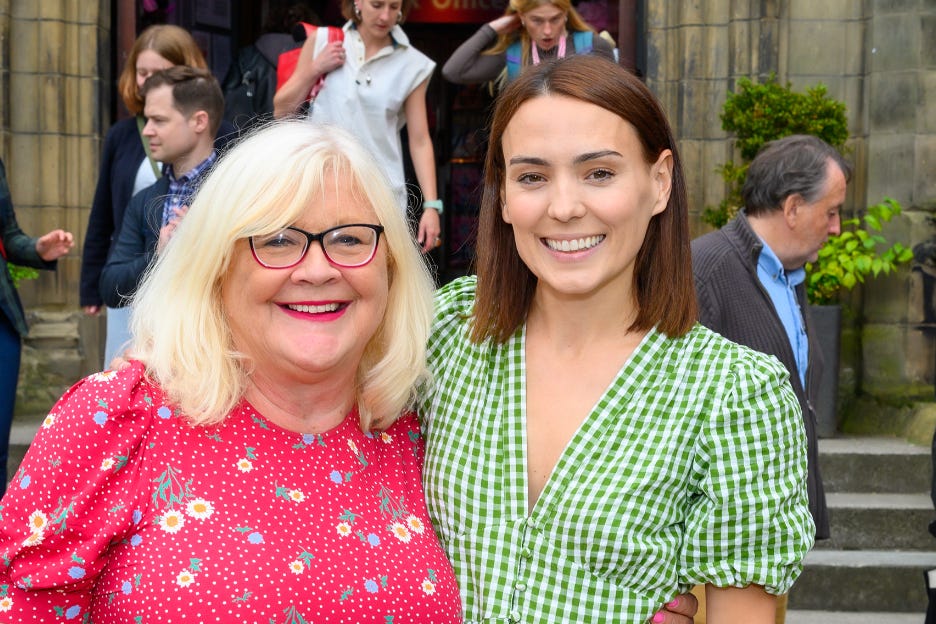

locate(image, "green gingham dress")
[[418, 276, 815, 624]]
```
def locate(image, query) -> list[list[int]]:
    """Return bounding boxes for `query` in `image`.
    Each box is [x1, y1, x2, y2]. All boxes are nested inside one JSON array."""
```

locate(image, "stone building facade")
[[1, 1, 108, 416], [2, 1, 935, 422]]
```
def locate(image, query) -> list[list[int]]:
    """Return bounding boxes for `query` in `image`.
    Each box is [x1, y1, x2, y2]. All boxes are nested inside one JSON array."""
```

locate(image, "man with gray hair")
[[691, 134, 850, 621]]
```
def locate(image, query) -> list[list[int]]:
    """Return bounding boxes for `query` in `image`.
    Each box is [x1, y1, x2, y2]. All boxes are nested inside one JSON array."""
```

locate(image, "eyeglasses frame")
[[248, 223, 385, 269]]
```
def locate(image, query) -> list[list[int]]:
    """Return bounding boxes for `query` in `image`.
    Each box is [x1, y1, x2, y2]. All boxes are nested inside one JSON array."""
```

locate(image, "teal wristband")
[[423, 199, 443, 214]]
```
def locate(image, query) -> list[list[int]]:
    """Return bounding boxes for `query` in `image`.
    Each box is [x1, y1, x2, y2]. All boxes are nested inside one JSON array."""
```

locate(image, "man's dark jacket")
[[691, 212, 830, 539], [98, 176, 169, 309], [80, 118, 236, 308]]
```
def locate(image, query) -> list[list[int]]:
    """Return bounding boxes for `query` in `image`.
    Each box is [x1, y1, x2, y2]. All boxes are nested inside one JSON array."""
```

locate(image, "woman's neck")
[[243, 369, 357, 434], [359, 26, 392, 60], [526, 283, 640, 355]]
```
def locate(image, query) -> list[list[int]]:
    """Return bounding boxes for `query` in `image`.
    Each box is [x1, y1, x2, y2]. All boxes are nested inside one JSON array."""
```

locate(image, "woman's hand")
[[417, 208, 441, 254], [35, 229, 74, 261], [651, 592, 699, 623], [488, 14, 521, 34], [314, 40, 346, 75]]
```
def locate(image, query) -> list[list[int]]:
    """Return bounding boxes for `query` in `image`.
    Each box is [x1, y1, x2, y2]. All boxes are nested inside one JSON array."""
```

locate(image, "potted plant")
[[806, 197, 914, 305], [804, 198, 914, 435]]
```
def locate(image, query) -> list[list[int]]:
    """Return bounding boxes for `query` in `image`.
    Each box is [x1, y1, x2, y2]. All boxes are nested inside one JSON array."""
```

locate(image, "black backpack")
[[221, 33, 298, 133]]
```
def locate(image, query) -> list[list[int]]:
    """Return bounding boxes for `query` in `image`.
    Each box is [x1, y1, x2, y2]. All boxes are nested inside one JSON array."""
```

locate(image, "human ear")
[[500, 188, 513, 224], [190, 110, 210, 133], [782, 194, 802, 227], [649, 149, 673, 216]]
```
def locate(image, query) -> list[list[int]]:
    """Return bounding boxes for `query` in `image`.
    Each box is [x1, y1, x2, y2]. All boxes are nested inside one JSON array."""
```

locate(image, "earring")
[[354, 4, 361, 19], [397, 10, 403, 23]]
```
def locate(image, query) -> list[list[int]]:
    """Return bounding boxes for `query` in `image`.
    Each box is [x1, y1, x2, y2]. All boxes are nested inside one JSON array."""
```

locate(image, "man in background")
[[691, 134, 851, 623], [100, 66, 223, 311]]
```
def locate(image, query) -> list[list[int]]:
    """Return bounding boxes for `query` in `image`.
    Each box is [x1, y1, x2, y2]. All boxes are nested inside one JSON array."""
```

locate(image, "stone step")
[[788, 549, 936, 612], [787, 611, 924, 624], [815, 492, 935, 551], [819, 437, 930, 494]]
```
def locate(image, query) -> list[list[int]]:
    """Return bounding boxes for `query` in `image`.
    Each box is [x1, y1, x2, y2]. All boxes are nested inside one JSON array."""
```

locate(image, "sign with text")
[[408, 0, 508, 23]]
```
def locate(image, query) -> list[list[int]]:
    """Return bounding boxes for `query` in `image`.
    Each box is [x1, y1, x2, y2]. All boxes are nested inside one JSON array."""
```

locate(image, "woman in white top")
[[274, 0, 442, 253]]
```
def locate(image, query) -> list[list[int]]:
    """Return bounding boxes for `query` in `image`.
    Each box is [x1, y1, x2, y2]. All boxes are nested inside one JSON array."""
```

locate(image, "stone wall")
[[645, 0, 936, 406], [1, 0, 108, 418]]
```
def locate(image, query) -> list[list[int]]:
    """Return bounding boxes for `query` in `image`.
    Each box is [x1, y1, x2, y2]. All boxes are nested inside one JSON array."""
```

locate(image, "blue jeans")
[[0, 312, 20, 498]]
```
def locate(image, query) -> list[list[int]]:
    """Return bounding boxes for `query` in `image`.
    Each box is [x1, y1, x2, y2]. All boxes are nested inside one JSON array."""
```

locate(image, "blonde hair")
[[118, 25, 208, 115], [130, 121, 435, 431], [485, 0, 593, 63]]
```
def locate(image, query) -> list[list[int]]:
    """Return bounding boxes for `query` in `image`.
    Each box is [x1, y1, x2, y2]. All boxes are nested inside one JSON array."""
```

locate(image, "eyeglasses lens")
[[251, 225, 379, 268]]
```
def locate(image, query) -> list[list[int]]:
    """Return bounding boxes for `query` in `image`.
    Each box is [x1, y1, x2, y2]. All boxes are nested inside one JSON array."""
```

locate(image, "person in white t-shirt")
[[274, 0, 442, 254]]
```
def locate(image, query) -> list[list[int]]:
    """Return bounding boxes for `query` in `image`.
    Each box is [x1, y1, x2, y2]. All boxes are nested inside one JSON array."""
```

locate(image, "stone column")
[[0, 1, 110, 418]]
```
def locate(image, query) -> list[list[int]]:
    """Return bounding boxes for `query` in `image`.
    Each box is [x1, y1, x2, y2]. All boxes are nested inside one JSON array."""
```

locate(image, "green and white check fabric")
[[419, 277, 815, 623]]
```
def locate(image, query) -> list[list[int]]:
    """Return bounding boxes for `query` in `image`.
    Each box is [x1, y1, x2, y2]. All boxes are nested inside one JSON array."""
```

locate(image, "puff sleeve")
[[0, 362, 159, 621], [679, 346, 816, 595]]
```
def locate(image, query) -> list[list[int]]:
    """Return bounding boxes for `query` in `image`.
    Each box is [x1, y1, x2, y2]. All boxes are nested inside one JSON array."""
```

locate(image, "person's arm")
[[441, 21, 515, 85], [81, 123, 127, 313], [705, 584, 776, 623], [0, 160, 62, 271], [0, 364, 152, 622], [99, 191, 156, 309], [272, 31, 345, 118], [403, 78, 441, 253]]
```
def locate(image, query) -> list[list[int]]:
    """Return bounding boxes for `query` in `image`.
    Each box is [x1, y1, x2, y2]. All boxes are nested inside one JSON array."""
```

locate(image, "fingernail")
[[652, 612, 665, 623], [667, 599, 679, 608]]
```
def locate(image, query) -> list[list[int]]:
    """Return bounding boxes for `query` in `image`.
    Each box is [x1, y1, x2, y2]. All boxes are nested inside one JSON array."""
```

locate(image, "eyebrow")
[[508, 150, 622, 167]]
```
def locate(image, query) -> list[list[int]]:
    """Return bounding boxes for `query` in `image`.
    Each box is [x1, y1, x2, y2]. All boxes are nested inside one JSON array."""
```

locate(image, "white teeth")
[[545, 235, 605, 252], [287, 303, 340, 314]]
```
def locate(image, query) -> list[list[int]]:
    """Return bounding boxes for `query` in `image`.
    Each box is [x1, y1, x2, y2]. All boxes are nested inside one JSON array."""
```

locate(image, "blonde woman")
[[0, 122, 461, 622], [442, 0, 615, 88]]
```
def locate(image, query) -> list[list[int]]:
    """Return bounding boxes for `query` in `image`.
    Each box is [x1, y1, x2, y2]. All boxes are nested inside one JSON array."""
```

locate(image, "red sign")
[[408, 0, 508, 23]]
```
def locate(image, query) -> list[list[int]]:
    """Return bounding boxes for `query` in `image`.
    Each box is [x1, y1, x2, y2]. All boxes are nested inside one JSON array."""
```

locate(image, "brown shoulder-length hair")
[[471, 54, 697, 344], [118, 25, 208, 115]]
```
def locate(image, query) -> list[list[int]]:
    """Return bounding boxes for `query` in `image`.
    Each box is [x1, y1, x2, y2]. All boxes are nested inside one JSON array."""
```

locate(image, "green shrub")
[[7, 264, 39, 288], [702, 75, 849, 228], [806, 198, 914, 305]]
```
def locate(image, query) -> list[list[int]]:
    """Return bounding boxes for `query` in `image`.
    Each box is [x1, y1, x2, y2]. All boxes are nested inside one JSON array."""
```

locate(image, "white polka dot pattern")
[[0, 362, 462, 622]]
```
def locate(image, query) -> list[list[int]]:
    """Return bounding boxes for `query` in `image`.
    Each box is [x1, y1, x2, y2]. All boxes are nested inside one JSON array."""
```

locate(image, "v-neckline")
[[504, 325, 659, 519]]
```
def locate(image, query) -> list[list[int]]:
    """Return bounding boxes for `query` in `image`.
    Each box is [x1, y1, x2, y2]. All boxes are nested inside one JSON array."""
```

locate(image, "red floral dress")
[[0, 362, 462, 623]]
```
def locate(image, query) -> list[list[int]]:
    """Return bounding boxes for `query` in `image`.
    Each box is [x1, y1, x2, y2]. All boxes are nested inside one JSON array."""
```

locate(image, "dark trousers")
[[0, 311, 20, 499]]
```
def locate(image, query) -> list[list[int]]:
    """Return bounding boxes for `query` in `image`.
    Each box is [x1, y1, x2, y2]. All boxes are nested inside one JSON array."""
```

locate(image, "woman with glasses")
[[0, 122, 461, 622]]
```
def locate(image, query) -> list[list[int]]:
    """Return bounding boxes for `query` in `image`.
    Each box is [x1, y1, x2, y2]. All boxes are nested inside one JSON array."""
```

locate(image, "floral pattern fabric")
[[0, 362, 462, 623]]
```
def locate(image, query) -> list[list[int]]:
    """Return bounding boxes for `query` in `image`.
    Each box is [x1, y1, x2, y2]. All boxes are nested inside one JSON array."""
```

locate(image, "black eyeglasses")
[[249, 224, 384, 269]]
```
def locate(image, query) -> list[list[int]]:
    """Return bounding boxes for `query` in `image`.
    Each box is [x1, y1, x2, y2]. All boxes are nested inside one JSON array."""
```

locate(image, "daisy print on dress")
[[236, 446, 257, 472], [275, 486, 306, 503], [347, 438, 368, 467], [421, 569, 440, 595], [288, 550, 316, 574], [377, 485, 423, 543], [88, 370, 119, 383], [176, 559, 201, 588], [0, 584, 12, 612], [150, 464, 216, 536], [336, 509, 358, 537]]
